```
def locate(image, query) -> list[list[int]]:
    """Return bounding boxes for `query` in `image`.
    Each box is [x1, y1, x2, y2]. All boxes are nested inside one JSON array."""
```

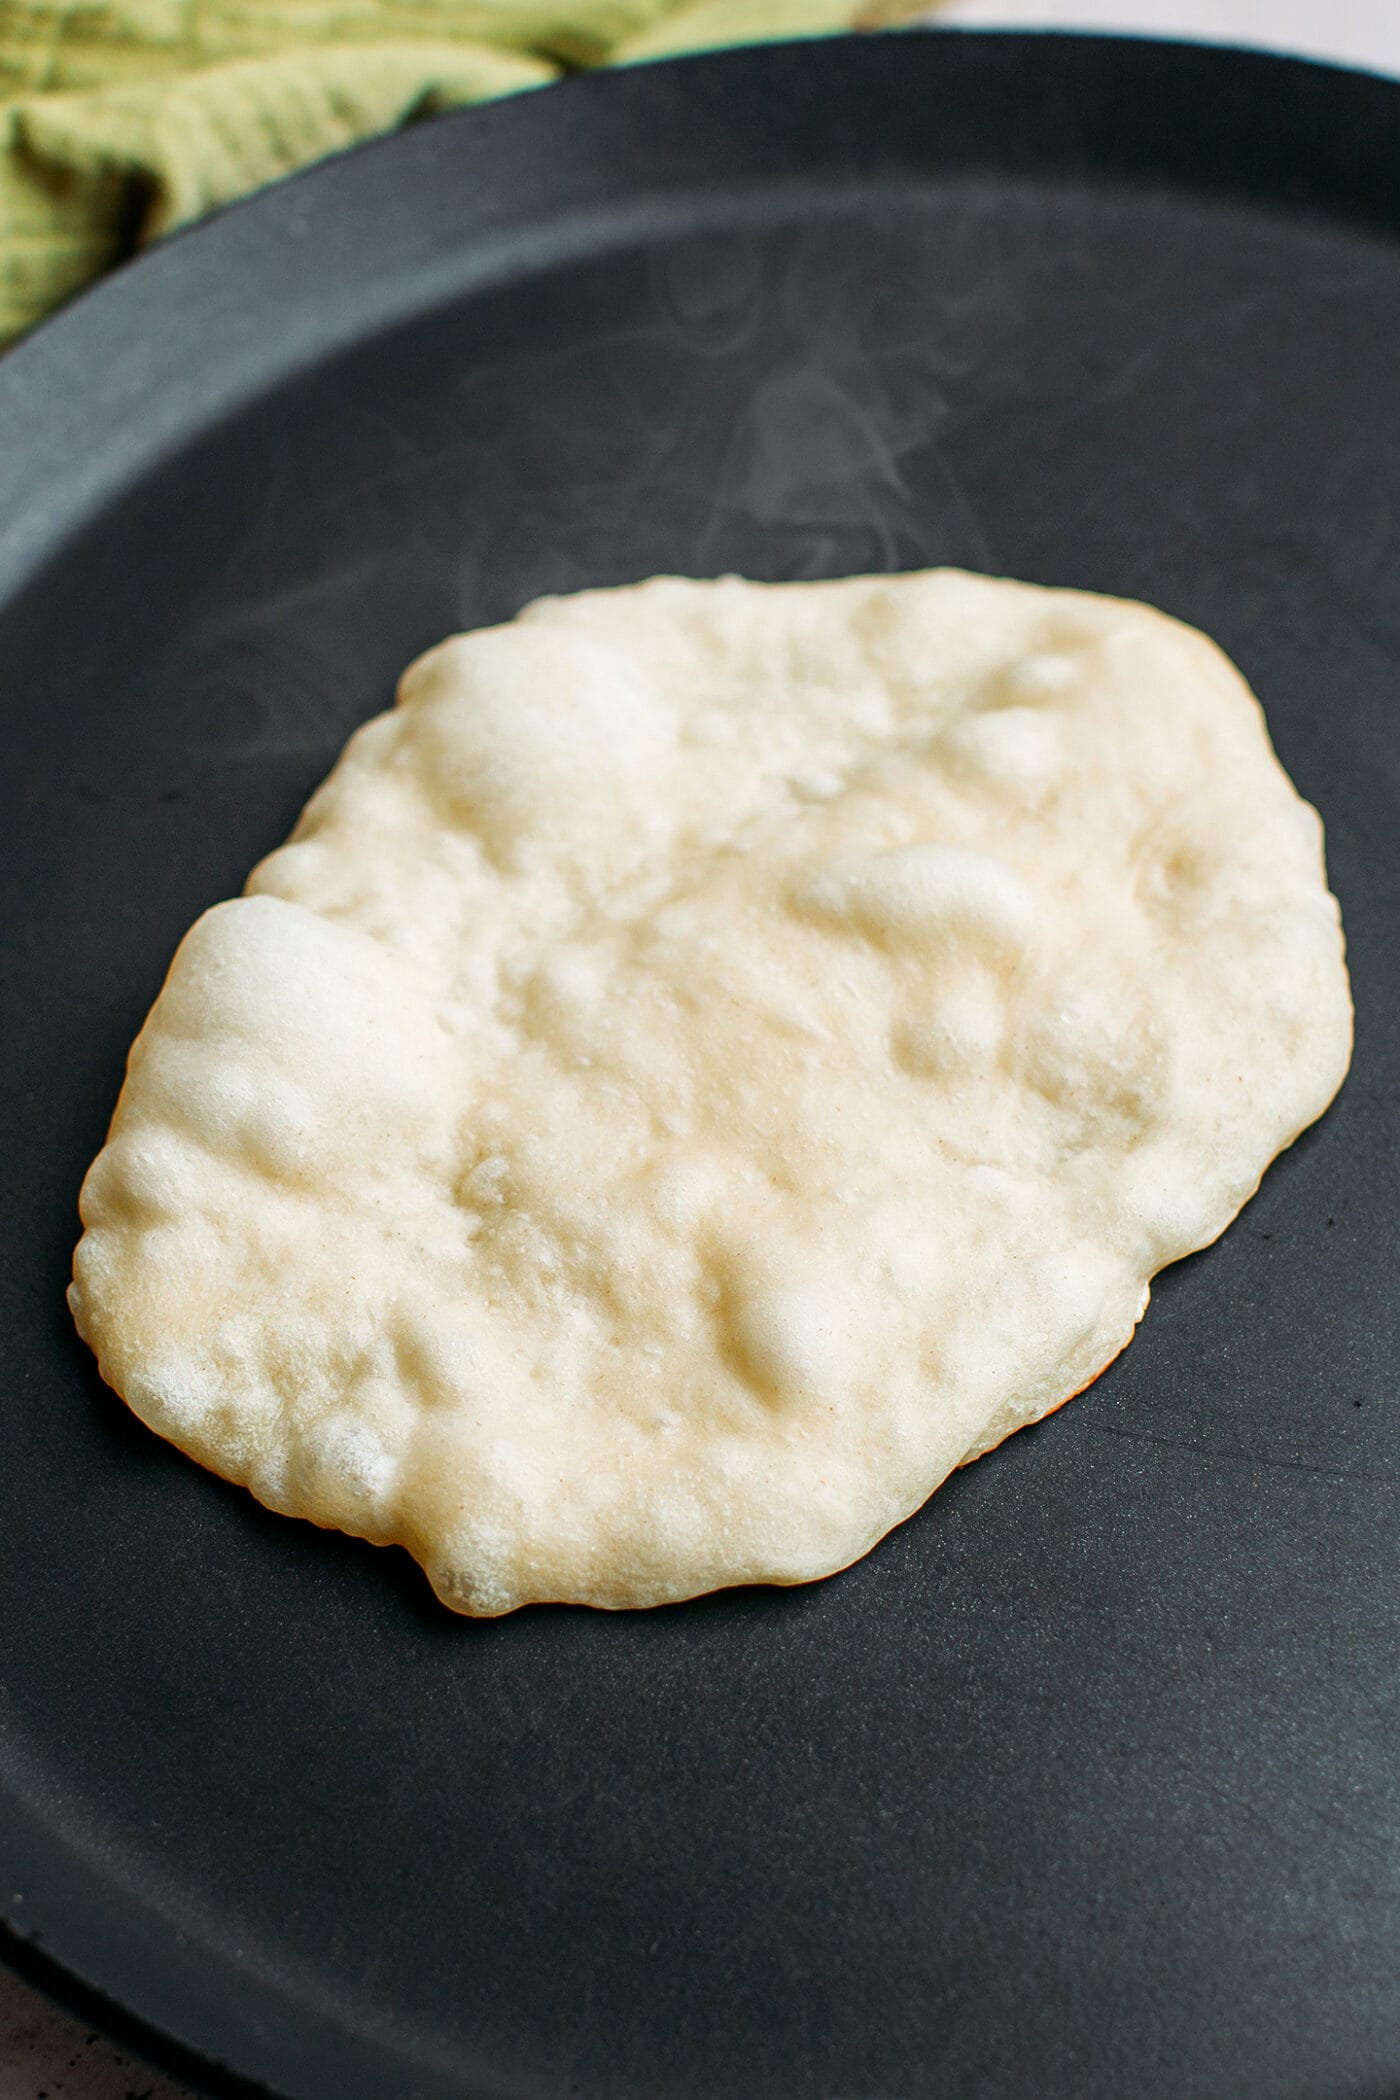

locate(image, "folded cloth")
[[0, 0, 925, 345]]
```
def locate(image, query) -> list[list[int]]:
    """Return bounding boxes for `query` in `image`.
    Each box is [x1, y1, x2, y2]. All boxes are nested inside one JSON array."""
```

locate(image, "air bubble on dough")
[[795, 842, 1039, 957], [69, 571, 1352, 1614]]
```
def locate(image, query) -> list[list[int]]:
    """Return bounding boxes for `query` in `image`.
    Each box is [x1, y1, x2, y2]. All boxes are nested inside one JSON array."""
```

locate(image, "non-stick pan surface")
[[2, 30, 1399, 2100]]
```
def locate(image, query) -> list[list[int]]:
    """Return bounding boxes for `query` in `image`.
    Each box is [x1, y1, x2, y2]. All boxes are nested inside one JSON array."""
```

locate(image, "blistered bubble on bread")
[[70, 572, 1352, 1614]]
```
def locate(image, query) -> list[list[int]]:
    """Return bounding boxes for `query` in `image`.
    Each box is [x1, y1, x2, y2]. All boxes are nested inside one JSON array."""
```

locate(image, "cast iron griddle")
[[2, 30, 1399, 2100]]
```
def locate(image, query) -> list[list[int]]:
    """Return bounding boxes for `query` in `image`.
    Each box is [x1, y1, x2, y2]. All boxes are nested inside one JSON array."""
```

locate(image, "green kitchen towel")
[[0, 0, 922, 345]]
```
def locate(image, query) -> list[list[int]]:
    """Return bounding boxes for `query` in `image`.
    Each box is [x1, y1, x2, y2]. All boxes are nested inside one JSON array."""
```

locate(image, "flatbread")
[[69, 571, 1352, 1614]]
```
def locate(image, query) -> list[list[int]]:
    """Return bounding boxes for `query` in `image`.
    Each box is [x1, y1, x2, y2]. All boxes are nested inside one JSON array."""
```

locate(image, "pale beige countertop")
[[0, 1960, 192, 2100], [935, 0, 1400, 72], [2, 3, 1394, 2096]]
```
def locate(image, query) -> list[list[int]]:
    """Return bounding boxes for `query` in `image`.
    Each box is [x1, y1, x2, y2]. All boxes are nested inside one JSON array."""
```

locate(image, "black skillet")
[[3, 29, 1400, 2100]]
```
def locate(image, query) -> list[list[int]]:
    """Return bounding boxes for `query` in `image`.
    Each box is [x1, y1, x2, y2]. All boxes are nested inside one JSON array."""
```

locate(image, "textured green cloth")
[[0, 0, 913, 344]]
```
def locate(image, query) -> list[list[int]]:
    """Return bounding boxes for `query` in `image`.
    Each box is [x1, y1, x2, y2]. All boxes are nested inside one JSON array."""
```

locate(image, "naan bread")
[[70, 572, 1352, 1614]]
